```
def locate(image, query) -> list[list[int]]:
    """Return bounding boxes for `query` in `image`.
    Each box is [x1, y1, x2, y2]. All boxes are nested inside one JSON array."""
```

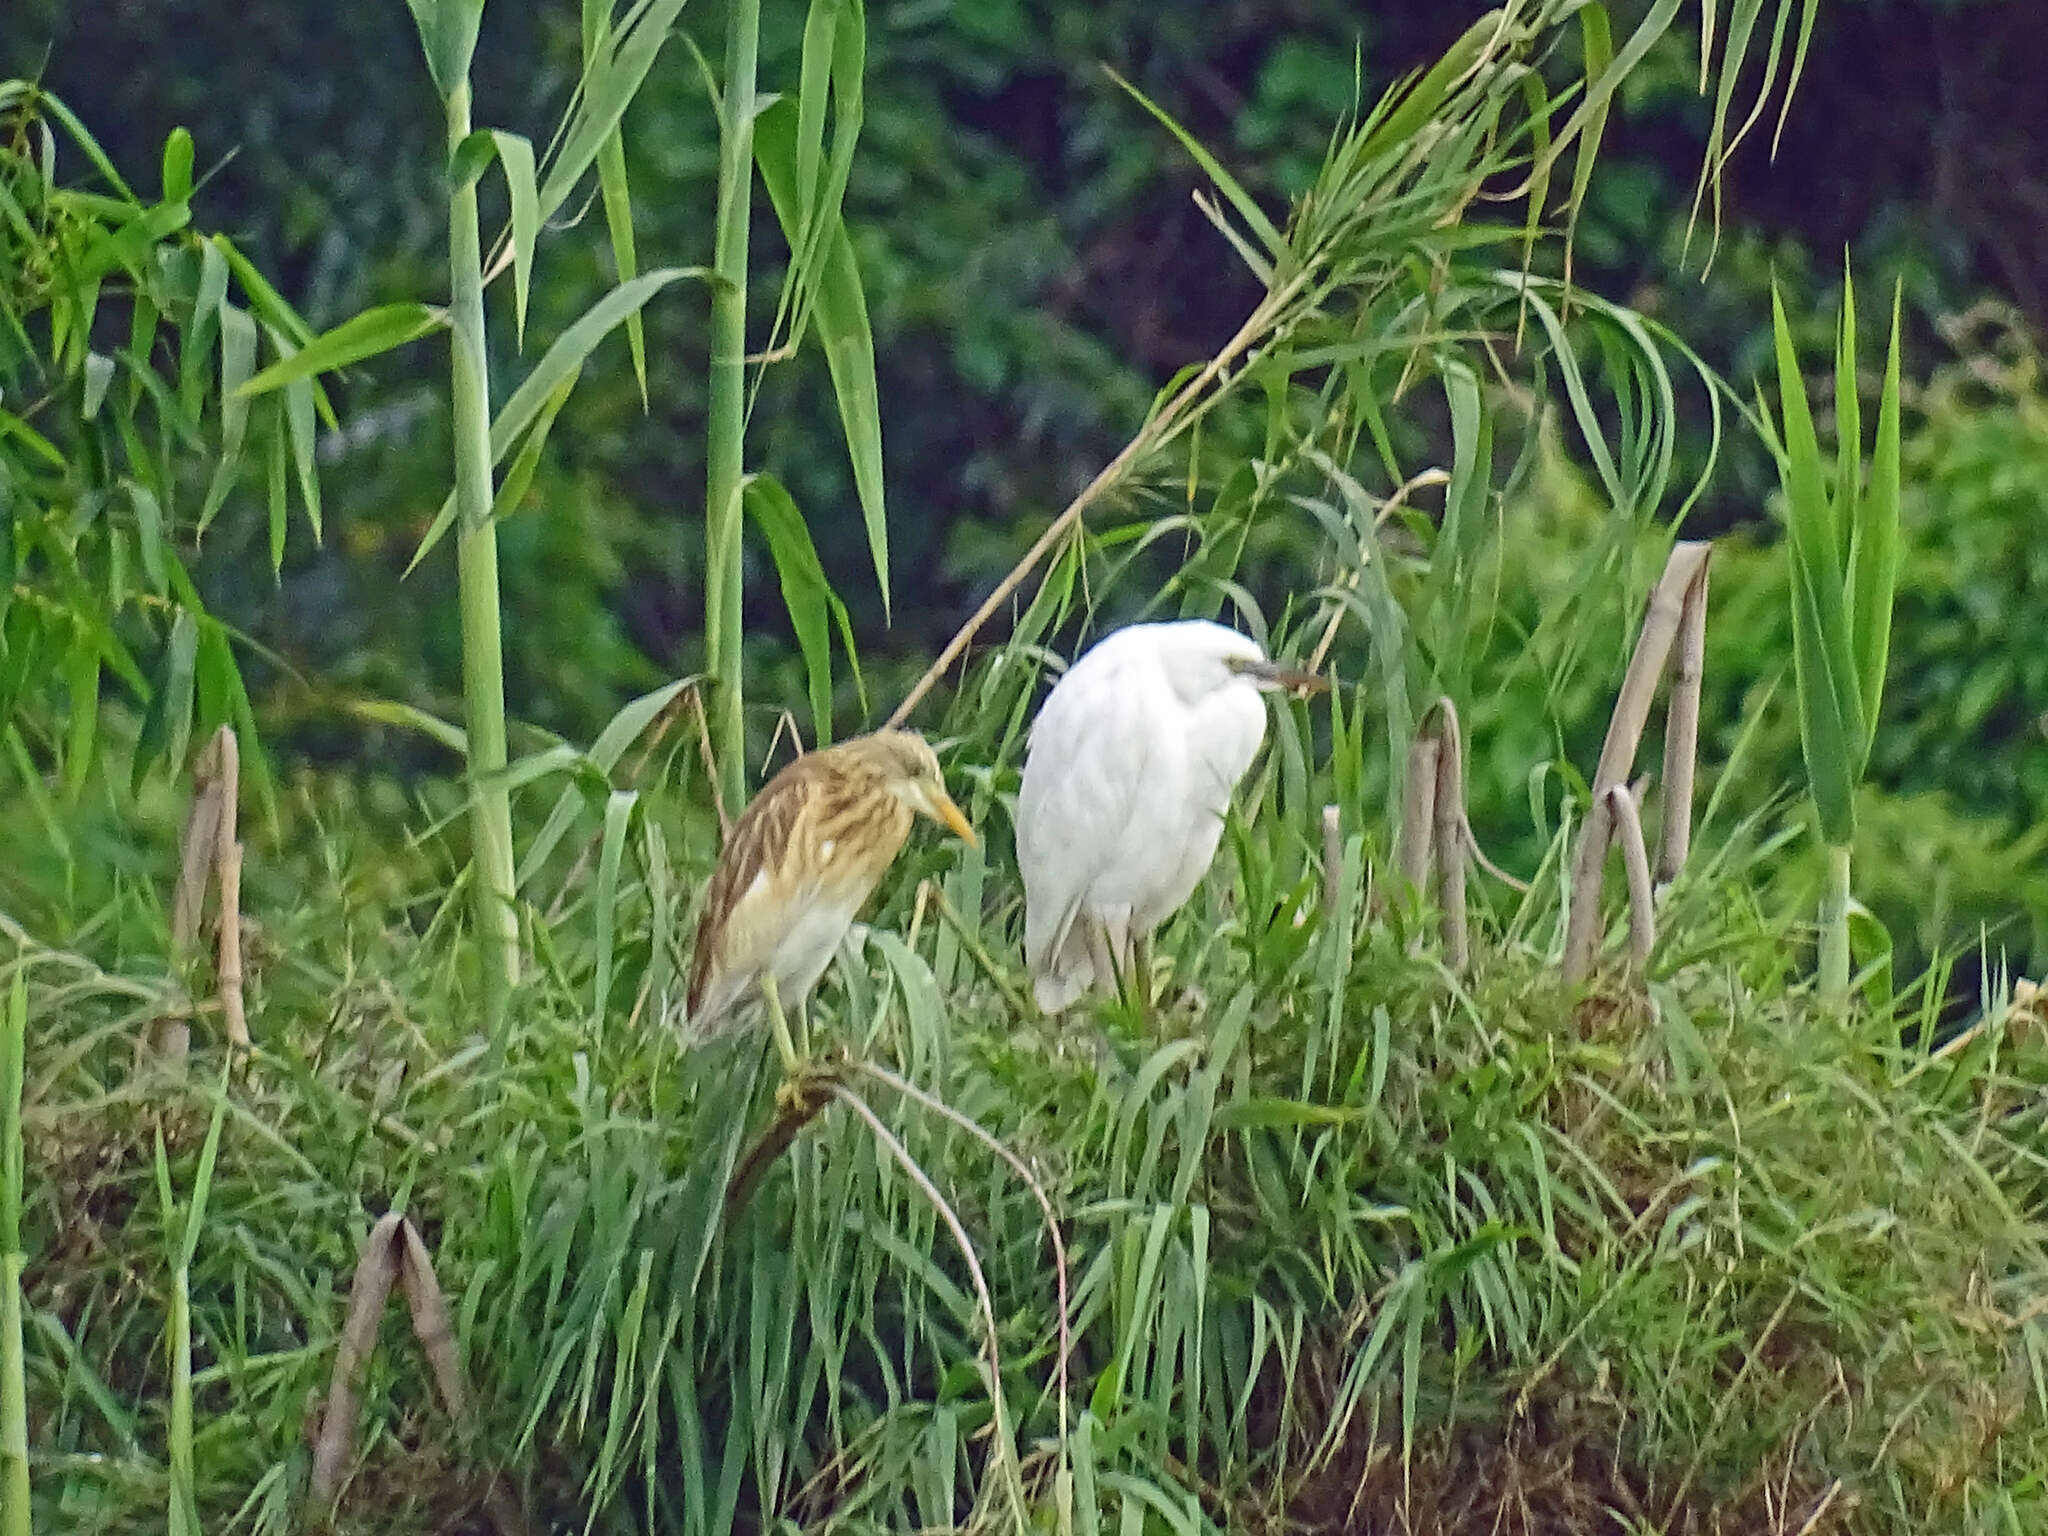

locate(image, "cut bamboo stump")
[[1562, 542, 1713, 983]]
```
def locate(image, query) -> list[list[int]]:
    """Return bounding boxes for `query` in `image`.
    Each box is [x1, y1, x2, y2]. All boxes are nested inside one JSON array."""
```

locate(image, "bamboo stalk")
[[1608, 784, 1656, 967], [2, 978, 27, 1536], [1656, 554, 1710, 885], [1817, 843, 1853, 1008], [168, 1257, 194, 1534], [703, 0, 763, 817], [446, 79, 521, 1018], [1562, 541, 1711, 982], [1430, 706, 1470, 972]]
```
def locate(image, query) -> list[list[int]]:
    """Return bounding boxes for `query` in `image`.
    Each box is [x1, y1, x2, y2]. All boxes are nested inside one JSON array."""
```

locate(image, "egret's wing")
[[1015, 649, 1157, 980]]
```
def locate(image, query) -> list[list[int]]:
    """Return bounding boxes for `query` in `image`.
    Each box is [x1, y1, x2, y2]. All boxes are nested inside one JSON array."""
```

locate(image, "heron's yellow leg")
[[761, 976, 801, 1077]]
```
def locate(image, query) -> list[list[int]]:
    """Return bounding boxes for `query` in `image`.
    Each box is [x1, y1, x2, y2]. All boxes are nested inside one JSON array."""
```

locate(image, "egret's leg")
[[761, 976, 801, 1077], [1084, 917, 1119, 1003], [1131, 930, 1155, 1008]]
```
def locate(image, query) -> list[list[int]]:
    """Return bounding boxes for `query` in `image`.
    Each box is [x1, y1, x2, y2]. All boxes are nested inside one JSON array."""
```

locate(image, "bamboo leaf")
[[1846, 280, 1902, 770], [134, 609, 199, 792], [406, 364, 580, 576], [1770, 281, 1864, 759], [1565, 5, 1613, 258], [595, 131, 647, 401], [1833, 260, 1860, 568], [129, 481, 166, 590], [535, 0, 692, 224], [755, 107, 889, 615], [518, 677, 694, 889], [285, 372, 321, 541], [236, 302, 448, 397], [197, 304, 259, 534], [1105, 67, 1285, 265], [490, 268, 703, 462], [403, 0, 485, 102], [491, 131, 540, 350], [743, 472, 857, 745]]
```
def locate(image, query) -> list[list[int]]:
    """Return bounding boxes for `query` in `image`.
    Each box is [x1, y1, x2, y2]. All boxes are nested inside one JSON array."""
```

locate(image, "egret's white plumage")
[[1016, 620, 1323, 1012]]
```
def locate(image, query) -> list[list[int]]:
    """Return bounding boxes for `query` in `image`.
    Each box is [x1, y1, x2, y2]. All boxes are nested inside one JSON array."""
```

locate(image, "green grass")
[[2, 693, 2043, 1532]]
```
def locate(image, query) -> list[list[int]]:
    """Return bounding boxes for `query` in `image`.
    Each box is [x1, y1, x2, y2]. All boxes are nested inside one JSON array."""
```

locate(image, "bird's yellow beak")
[[1237, 657, 1331, 696], [929, 790, 979, 848]]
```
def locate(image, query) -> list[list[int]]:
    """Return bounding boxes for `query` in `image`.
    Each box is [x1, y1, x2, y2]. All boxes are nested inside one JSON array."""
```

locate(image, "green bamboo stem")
[[703, 0, 761, 818], [2, 980, 26, 1536], [1817, 841, 1853, 1009], [447, 79, 521, 1005], [167, 1266, 193, 1534], [0, 1257, 23, 1536]]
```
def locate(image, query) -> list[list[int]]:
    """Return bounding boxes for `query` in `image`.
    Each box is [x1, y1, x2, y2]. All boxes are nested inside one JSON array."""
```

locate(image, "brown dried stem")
[[1657, 553, 1711, 885], [1430, 703, 1470, 973], [307, 1211, 405, 1512], [153, 727, 250, 1065], [887, 276, 1310, 729], [306, 1213, 529, 1535], [1608, 783, 1656, 968], [1562, 541, 1712, 983], [209, 729, 249, 1053], [1395, 735, 1441, 900]]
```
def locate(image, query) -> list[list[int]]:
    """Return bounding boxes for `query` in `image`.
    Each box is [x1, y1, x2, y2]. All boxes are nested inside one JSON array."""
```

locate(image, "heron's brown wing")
[[686, 754, 829, 1016]]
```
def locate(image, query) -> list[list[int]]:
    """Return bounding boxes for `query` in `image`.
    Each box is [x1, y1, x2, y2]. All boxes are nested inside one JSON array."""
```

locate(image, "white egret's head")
[[1142, 620, 1328, 704]]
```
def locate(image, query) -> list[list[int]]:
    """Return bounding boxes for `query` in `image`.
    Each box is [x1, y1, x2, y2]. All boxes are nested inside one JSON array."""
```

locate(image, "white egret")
[[1015, 619, 1326, 1012]]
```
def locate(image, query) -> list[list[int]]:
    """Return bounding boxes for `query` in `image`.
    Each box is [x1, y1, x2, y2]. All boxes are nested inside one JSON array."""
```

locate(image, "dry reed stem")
[[858, 1060, 1074, 1477], [1306, 466, 1452, 674], [1657, 553, 1711, 885], [1396, 735, 1441, 899], [1430, 704, 1470, 972], [688, 682, 732, 842], [1607, 784, 1656, 968], [307, 1214, 529, 1535], [887, 277, 1309, 728], [153, 728, 244, 1066], [1562, 541, 1712, 982], [308, 1211, 405, 1513], [397, 1223, 532, 1536], [209, 729, 249, 1053], [826, 1083, 1029, 1530]]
